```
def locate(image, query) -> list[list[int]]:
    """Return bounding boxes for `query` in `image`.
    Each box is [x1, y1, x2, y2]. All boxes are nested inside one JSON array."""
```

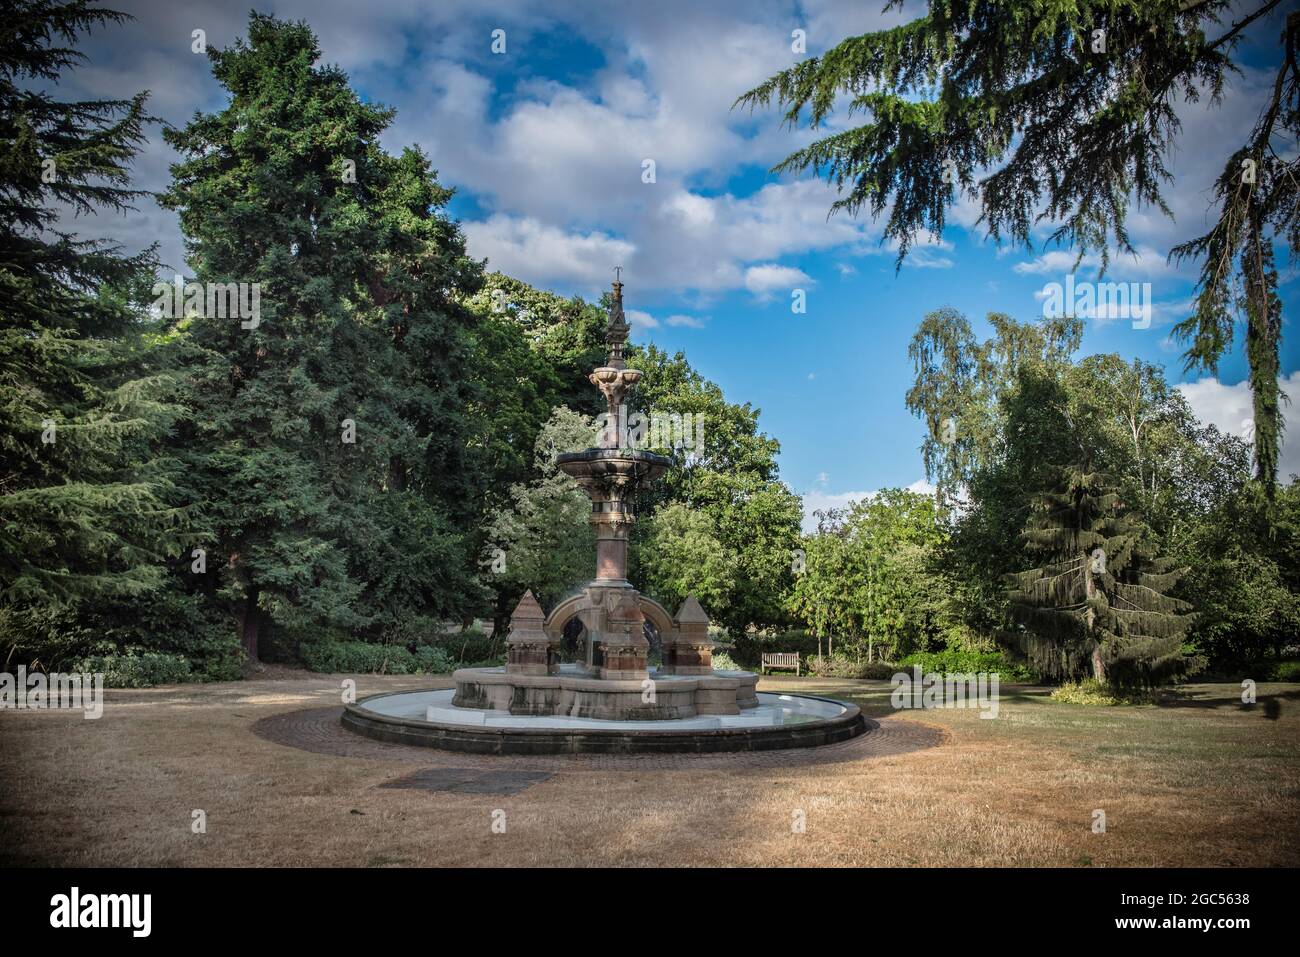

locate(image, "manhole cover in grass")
[[379, 767, 553, 795]]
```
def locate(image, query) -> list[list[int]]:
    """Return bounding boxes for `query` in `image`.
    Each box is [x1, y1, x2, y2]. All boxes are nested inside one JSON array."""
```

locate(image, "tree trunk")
[[1084, 551, 1103, 680], [238, 590, 261, 662], [493, 589, 511, 643], [387, 456, 407, 492]]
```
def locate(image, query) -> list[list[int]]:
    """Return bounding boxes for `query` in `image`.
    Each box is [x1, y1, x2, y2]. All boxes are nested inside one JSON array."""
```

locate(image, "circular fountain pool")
[[342, 688, 866, 755]]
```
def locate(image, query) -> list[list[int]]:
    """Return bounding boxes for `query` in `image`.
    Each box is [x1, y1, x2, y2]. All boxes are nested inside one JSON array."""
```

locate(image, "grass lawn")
[[1, 670, 1296, 867]]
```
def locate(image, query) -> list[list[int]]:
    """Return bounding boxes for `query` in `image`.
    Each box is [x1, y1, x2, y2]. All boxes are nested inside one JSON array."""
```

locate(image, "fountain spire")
[[605, 267, 630, 369], [590, 272, 643, 448]]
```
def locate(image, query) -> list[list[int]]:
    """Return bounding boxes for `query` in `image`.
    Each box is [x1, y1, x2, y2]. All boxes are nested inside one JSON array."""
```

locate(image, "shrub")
[[1051, 679, 1120, 705], [155, 618, 243, 682], [2, 595, 242, 682], [2, 605, 99, 672], [804, 654, 895, 679], [858, 660, 898, 680], [302, 639, 482, 675], [1274, 661, 1300, 682], [459, 656, 507, 668], [300, 641, 414, 674], [898, 649, 1037, 682], [1051, 678, 1163, 706], [413, 645, 455, 674], [730, 629, 823, 669], [74, 651, 193, 688], [113, 591, 245, 681], [711, 651, 741, 671], [436, 628, 501, 665]]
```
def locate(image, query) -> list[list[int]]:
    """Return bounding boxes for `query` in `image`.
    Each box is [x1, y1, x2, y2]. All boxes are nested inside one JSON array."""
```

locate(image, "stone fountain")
[[340, 276, 865, 754], [452, 276, 758, 719]]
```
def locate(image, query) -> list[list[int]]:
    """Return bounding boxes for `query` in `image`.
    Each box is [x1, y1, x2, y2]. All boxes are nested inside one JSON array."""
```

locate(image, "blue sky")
[[63, 0, 1300, 522]]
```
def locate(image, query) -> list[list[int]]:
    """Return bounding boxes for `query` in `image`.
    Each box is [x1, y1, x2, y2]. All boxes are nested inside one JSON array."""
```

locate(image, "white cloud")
[[1177, 372, 1300, 480], [665, 314, 705, 328], [1013, 245, 1185, 281], [56, 0, 1290, 313], [462, 215, 635, 287], [903, 245, 955, 269], [626, 309, 659, 330], [800, 489, 872, 532], [744, 263, 811, 299]]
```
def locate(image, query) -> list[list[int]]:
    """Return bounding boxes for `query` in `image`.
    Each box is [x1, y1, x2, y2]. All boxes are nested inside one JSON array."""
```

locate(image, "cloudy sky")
[[58, 0, 1300, 526]]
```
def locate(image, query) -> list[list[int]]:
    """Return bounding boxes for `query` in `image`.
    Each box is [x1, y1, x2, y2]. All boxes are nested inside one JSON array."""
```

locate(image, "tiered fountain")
[[341, 277, 866, 753]]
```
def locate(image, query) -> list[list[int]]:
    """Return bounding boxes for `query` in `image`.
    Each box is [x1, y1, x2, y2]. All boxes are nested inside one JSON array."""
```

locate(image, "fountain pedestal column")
[[555, 445, 667, 678]]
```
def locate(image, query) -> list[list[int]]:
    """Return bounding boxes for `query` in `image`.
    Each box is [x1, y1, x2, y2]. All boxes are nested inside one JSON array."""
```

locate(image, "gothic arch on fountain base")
[[543, 588, 674, 646], [540, 586, 703, 676]]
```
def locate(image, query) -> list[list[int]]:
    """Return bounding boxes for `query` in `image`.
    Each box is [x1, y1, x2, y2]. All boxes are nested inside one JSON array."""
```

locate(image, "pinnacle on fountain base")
[[660, 594, 714, 675], [504, 590, 555, 676]]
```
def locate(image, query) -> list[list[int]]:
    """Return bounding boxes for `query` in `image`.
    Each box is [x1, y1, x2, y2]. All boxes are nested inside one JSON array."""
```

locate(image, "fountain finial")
[[605, 269, 630, 367]]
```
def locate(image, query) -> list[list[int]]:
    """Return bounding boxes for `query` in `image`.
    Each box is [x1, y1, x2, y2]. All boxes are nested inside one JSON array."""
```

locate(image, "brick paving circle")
[[251, 705, 946, 771]]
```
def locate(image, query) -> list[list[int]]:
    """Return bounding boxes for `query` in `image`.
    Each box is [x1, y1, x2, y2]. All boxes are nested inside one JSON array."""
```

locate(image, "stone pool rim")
[[341, 689, 868, 755]]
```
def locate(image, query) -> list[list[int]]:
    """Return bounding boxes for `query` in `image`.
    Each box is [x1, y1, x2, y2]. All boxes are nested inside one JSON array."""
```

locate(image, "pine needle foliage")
[[1, 1, 190, 665]]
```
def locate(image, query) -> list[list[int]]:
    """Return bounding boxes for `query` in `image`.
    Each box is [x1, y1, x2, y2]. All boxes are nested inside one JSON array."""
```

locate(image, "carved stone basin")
[[555, 447, 672, 488]]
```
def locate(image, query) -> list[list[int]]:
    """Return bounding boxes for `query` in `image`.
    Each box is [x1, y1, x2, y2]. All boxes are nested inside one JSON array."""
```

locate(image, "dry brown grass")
[[1, 671, 1296, 867]]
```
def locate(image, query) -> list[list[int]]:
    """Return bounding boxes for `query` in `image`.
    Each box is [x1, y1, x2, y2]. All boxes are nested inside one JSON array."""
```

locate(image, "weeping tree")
[[737, 1, 1298, 492], [1007, 465, 1194, 688]]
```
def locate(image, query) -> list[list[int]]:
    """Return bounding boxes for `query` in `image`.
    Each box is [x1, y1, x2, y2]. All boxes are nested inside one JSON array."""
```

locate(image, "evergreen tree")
[[0, 1, 189, 667], [1007, 465, 1194, 688], [739, 1, 1297, 491], [160, 14, 484, 659]]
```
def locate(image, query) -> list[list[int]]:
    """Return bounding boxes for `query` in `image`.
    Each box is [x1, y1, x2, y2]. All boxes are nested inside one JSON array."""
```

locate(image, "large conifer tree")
[[0, 1, 187, 666], [1007, 465, 1194, 687], [161, 14, 485, 659]]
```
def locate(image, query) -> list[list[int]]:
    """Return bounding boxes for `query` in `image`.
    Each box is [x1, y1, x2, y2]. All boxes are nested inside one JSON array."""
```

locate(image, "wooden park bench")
[[760, 652, 801, 676]]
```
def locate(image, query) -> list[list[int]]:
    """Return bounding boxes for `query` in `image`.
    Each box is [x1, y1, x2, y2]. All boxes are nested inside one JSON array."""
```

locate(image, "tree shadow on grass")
[[1153, 687, 1300, 721], [806, 679, 1051, 719]]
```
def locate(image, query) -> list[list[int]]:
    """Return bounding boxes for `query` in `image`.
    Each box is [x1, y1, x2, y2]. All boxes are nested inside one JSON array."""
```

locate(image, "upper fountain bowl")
[[556, 447, 672, 485]]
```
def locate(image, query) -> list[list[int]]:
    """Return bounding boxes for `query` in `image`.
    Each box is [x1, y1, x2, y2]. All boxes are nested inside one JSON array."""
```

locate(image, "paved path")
[[251, 705, 947, 771]]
